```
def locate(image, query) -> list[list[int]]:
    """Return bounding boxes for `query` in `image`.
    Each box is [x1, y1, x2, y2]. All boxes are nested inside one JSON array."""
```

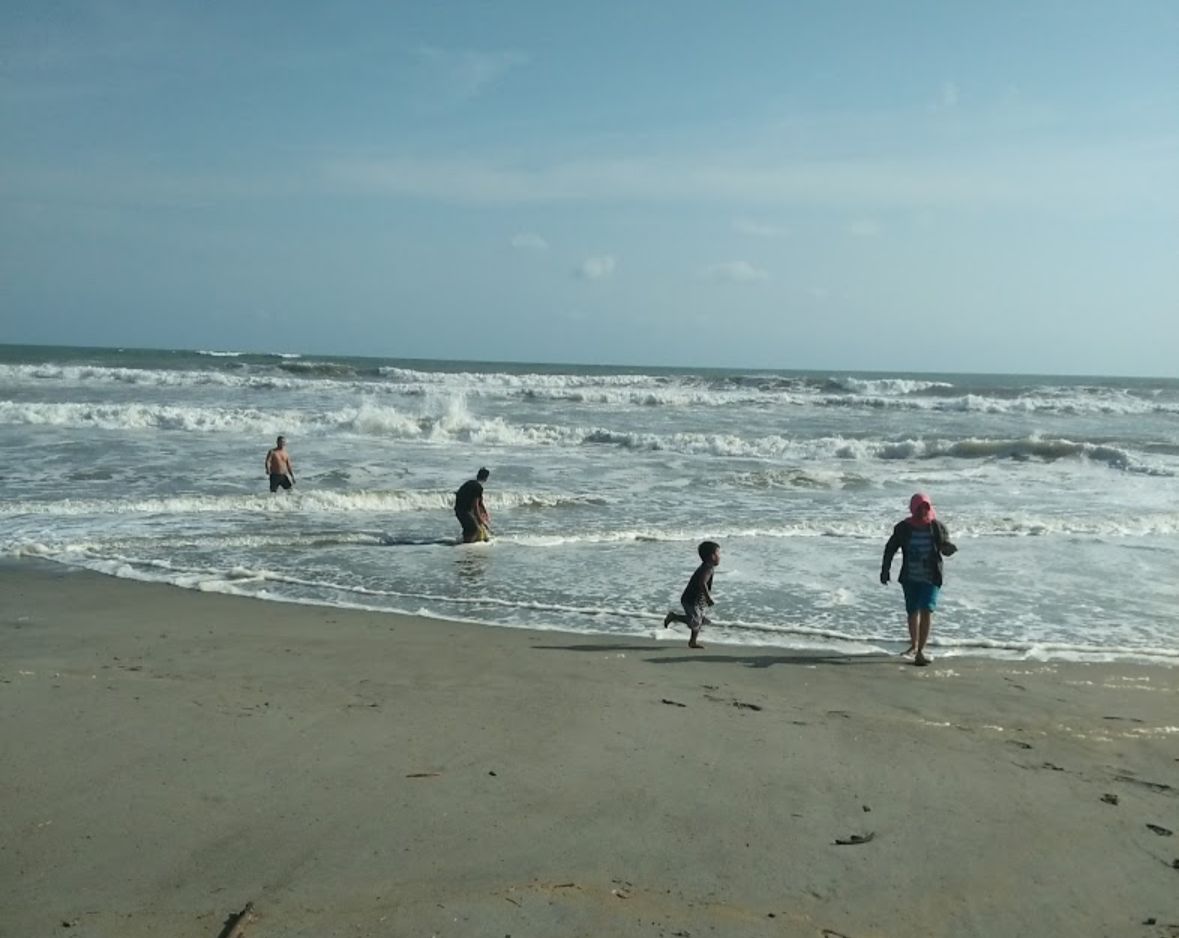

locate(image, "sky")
[[1, 1, 1177, 375]]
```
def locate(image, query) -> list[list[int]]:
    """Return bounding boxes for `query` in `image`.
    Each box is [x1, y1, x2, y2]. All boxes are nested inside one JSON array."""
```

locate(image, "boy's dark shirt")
[[681, 561, 716, 607], [455, 479, 483, 514], [881, 519, 956, 586]]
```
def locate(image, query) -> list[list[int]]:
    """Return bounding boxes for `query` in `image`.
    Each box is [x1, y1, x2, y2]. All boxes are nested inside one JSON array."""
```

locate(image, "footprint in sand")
[[1114, 773, 1174, 794]]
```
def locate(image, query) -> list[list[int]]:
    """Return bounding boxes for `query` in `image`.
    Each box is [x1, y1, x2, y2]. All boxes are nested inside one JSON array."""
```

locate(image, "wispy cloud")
[[848, 218, 882, 238], [929, 80, 957, 111], [733, 217, 788, 238], [0, 163, 301, 208], [323, 135, 1179, 214], [699, 261, 769, 283], [10, 132, 1176, 221], [577, 255, 616, 280], [415, 45, 528, 102], [510, 232, 549, 250]]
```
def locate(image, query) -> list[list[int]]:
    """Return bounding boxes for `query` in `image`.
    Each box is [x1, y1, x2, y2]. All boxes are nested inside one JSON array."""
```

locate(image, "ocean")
[[2, 344, 1177, 664]]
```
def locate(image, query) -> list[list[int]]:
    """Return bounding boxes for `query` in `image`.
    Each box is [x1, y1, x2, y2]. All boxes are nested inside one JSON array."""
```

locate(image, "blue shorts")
[[902, 581, 940, 614]]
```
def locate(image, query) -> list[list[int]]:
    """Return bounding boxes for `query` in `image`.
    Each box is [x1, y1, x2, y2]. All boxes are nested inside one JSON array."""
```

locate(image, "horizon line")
[[0, 341, 1173, 383]]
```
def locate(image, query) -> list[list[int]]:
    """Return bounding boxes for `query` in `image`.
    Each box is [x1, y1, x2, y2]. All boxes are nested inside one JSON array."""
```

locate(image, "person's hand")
[[941, 542, 957, 556], [879, 572, 890, 585]]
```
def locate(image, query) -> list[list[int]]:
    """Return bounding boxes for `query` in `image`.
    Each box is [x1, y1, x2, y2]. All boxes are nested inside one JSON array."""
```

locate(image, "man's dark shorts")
[[270, 473, 292, 493], [456, 508, 481, 541]]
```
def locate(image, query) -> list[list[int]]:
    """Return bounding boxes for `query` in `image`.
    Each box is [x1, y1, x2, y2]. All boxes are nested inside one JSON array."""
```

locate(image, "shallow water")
[[2, 344, 1177, 663]]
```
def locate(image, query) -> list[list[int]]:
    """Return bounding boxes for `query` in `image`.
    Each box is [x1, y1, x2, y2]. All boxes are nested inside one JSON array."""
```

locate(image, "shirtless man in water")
[[265, 435, 295, 492]]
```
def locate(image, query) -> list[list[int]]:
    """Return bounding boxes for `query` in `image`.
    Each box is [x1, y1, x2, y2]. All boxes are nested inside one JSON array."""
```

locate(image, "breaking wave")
[[0, 488, 606, 518], [0, 398, 1171, 474], [4, 362, 1177, 417]]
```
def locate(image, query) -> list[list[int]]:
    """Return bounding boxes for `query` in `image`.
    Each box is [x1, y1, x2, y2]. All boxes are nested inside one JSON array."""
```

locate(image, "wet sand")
[[2, 560, 1176, 937]]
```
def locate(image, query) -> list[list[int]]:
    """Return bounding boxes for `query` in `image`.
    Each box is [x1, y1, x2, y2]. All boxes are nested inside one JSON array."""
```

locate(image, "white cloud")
[[733, 217, 789, 238], [415, 45, 528, 101], [13, 130, 1175, 219], [328, 147, 1165, 212], [577, 255, 616, 280], [510, 232, 549, 250], [848, 218, 882, 238], [700, 260, 769, 283]]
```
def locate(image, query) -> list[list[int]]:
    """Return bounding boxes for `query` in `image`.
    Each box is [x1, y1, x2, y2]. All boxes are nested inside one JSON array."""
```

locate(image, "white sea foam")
[[727, 468, 872, 490], [835, 376, 956, 395], [0, 488, 603, 519], [4, 348, 1177, 666], [0, 400, 280, 433], [15, 548, 1179, 665], [5, 363, 239, 387], [5, 362, 1176, 418], [502, 514, 1179, 543]]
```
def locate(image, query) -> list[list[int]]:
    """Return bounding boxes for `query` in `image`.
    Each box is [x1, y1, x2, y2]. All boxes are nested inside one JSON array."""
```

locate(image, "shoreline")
[[8, 555, 1177, 667], [3, 559, 1177, 936]]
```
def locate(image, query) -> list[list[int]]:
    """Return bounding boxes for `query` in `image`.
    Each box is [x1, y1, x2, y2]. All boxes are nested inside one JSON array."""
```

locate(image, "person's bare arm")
[[937, 521, 956, 556]]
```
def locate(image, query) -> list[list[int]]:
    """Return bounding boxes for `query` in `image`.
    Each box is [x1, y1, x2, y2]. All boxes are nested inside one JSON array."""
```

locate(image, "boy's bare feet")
[[688, 641, 704, 649], [663, 611, 674, 628], [914, 652, 930, 667], [900, 645, 915, 657]]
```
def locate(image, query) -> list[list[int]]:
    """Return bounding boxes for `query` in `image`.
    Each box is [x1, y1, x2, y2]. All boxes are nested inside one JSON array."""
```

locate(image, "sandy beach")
[[2, 560, 1176, 938]]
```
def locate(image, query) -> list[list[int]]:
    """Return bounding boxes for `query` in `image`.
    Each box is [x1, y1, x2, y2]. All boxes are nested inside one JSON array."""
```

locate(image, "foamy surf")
[[2, 344, 1176, 664]]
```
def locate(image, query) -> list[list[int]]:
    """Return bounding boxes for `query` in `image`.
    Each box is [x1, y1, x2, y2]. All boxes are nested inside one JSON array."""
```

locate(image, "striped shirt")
[[905, 526, 935, 583]]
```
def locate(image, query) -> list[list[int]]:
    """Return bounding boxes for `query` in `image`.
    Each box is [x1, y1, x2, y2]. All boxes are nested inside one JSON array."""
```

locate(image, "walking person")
[[881, 493, 957, 666]]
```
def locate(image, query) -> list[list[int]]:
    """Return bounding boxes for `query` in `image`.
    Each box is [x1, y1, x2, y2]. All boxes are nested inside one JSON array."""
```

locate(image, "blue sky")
[[1, 1, 1177, 375]]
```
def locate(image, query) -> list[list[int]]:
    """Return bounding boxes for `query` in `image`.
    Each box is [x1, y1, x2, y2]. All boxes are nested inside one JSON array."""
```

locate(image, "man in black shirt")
[[455, 467, 491, 542]]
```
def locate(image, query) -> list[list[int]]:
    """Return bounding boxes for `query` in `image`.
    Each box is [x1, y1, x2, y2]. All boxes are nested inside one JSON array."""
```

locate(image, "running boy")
[[663, 541, 719, 649]]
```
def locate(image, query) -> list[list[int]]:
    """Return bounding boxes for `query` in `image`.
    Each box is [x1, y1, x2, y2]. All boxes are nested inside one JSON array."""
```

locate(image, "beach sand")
[[2, 560, 1176, 938]]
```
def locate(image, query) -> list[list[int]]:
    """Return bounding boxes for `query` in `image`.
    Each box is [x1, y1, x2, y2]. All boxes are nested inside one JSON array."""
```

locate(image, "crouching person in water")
[[881, 493, 958, 666], [664, 540, 720, 649], [454, 467, 491, 543]]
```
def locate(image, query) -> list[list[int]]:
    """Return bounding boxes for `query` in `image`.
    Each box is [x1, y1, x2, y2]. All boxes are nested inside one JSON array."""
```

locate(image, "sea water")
[[2, 344, 1177, 663]]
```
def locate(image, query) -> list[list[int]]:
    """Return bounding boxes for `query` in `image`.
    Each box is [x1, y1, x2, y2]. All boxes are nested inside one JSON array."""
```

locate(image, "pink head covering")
[[908, 492, 936, 526]]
